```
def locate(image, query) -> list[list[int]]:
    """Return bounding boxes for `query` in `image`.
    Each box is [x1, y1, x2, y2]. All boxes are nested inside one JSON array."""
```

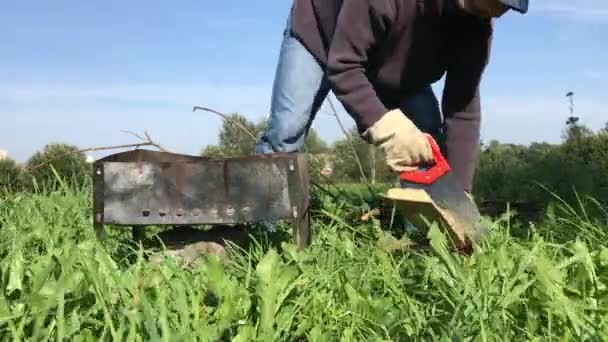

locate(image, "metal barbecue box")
[[92, 149, 311, 248]]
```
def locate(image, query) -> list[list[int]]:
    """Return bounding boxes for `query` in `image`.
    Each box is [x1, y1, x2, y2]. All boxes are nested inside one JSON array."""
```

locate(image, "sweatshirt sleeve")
[[326, 0, 393, 133], [441, 18, 493, 192]]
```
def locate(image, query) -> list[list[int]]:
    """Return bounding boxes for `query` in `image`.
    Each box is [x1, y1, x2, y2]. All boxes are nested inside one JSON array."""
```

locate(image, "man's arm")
[[326, 0, 435, 172], [442, 18, 493, 192], [326, 0, 394, 132]]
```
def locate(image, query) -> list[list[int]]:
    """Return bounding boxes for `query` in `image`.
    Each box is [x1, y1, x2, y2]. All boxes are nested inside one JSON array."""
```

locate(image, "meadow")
[[1, 180, 608, 341]]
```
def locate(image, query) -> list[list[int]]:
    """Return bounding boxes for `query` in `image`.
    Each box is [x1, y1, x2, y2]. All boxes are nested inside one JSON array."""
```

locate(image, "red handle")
[[399, 135, 451, 184]]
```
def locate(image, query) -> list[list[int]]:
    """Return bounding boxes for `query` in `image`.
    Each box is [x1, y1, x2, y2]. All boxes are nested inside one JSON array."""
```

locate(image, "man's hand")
[[362, 109, 434, 172]]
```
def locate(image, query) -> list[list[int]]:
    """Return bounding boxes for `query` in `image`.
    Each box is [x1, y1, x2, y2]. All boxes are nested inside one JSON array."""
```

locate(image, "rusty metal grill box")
[[92, 149, 311, 248]]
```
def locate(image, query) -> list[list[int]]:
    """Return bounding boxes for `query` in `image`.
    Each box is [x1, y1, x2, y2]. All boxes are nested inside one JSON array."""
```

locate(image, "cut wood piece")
[[385, 188, 433, 203], [383, 187, 469, 250]]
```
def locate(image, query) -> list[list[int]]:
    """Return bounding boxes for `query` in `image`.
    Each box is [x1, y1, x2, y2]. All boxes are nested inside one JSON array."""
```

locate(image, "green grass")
[[1, 182, 608, 341]]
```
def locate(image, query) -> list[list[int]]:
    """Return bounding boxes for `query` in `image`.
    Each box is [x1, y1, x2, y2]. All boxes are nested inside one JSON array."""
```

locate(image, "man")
[[256, 0, 528, 192]]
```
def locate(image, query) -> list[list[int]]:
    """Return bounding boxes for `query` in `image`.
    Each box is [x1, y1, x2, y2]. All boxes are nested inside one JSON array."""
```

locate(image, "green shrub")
[[22, 143, 91, 191], [0, 157, 22, 192], [473, 128, 608, 209]]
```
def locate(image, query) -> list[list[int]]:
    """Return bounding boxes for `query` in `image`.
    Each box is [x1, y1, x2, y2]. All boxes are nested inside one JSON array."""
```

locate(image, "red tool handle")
[[399, 134, 451, 184]]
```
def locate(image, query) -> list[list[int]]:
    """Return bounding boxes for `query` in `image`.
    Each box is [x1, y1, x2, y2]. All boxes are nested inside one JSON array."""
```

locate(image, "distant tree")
[[201, 113, 330, 159], [330, 132, 363, 183], [201, 113, 261, 158], [563, 116, 593, 143], [473, 117, 607, 209], [566, 116, 578, 126], [0, 158, 22, 192], [562, 118, 595, 166], [304, 128, 329, 154], [529, 144, 594, 205], [22, 143, 90, 191], [200, 145, 226, 158], [473, 142, 531, 202], [471, 91, 607, 211], [586, 128, 608, 201], [329, 128, 393, 184]]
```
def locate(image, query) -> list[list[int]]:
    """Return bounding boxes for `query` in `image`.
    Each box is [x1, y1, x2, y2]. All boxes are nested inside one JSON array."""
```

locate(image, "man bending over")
[[256, 0, 528, 192]]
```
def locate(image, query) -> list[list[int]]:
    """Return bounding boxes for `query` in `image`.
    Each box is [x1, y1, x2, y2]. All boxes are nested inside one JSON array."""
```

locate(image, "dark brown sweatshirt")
[[290, 0, 343, 66], [290, 0, 493, 191]]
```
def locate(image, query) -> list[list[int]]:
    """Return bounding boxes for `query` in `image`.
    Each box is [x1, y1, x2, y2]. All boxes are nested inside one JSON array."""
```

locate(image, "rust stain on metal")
[[222, 160, 229, 197], [137, 157, 144, 175], [159, 162, 171, 174], [176, 161, 186, 194]]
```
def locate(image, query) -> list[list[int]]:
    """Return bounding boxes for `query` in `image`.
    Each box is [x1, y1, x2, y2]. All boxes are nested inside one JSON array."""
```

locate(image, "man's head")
[[458, 0, 528, 18]]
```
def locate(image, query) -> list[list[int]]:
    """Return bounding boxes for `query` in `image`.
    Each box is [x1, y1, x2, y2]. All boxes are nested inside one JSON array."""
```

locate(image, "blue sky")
[[1, 0, 607, 162]]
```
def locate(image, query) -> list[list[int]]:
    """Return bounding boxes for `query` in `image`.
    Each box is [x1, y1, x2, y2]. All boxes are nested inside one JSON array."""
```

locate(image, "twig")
[[120, 130, 169, 152], [193, 106, 258, 142], [326, 96, 376, 197], [326, 97, 369, 184], [370, 146, 376, 184], [77, 143, 156, 153], [23, 131, 168, 172], [120, 130, 147, 141]]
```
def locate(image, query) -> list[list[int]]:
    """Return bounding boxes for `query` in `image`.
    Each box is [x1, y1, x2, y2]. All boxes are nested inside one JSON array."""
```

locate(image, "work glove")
[[362, 109, 433, 172]]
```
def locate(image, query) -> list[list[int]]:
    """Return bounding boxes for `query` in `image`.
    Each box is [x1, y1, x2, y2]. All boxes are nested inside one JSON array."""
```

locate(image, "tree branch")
[[23, 131, 168, 172], [193, 106, 258, 142], [326, 96, 372, 187], [120, 130, 169, 152]]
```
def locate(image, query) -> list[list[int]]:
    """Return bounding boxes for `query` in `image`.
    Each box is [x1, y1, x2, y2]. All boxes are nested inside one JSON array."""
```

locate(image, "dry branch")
[[120, 130, 169, 152], [326, 97, 369, 185], [326, 96, 377, 199], [23, 130, 168, 172], [193, 106, 258, 142]]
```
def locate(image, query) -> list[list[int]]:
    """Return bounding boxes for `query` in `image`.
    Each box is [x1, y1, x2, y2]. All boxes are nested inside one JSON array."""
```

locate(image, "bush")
[[473, 122, 608, 211], [0, 157, 22, 192], [22, 143, 91, 191]]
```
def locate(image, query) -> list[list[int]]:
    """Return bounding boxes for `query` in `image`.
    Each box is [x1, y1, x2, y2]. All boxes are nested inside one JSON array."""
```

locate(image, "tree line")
[[474, 117, 608, 210]]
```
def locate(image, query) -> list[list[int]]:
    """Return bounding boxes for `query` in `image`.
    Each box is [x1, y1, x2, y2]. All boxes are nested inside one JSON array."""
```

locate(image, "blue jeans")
[[256, 12, 331, 154], [256, 10, 445, 155]]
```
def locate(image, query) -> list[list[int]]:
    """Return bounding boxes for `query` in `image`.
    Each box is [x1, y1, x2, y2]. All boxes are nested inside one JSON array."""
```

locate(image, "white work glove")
[[362, 109, 433, 172]]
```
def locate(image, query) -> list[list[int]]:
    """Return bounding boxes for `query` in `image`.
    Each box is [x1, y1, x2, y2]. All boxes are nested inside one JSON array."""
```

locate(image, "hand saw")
[[385, 135, 488, 251]]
